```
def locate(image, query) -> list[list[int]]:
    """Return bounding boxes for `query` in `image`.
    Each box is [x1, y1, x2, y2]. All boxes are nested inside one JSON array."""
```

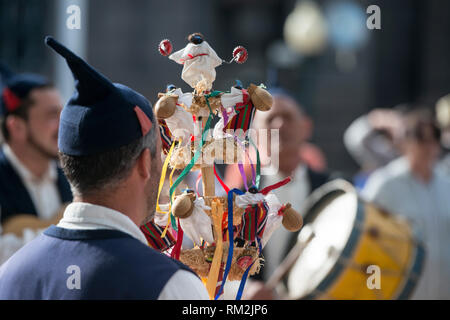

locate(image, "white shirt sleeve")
[[157, 270, 210, 300]]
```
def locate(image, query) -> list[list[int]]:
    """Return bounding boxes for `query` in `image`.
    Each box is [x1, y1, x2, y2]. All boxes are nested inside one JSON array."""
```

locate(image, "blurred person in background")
[[344, 107, 404, 190], [234, 90, 334, 299], [0, 68, 72, 263], [362, 108, 450, 299], [435, 93, 450, 177]]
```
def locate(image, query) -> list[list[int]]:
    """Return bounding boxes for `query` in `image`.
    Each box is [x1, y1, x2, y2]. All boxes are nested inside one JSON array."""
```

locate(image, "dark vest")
[[0, 226, 196, 299], [0, 148, 72, 223]]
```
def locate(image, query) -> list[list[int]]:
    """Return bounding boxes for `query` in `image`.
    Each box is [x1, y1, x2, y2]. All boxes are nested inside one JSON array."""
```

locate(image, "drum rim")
[[395, 239, 426, 299], [290, 180, 364, 299], [301, 179, 357, 226], [298, 201, 364, 299]]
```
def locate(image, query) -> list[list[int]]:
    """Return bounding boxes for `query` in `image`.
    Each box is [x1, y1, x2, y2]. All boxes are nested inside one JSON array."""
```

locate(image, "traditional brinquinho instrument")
[[139, 32, 303, 300]]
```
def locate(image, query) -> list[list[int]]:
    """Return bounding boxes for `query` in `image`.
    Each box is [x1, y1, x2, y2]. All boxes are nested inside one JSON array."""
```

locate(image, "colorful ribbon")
[[214, 165, 230, 194], [168, 91, 219, 259], [248, 137, 260, 189], [260, 176, 292, 195], [215, 188, 244, 300], [170, 218, 184, 260]]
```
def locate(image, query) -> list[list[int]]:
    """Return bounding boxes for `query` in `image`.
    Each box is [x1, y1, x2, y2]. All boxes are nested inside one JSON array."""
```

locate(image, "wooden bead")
[[155, 94, 178, 119], [281, 203, 303, 232], [248, 83, 273, 111], [172, 193, 195, 219]]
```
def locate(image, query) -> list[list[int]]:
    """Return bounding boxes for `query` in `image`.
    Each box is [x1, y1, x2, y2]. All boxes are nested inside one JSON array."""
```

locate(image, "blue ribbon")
[[215, 188, 244, 300], [236, 237, 263, 300]]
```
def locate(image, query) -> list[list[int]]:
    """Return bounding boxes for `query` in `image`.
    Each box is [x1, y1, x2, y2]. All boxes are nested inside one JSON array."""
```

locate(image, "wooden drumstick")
[[265, 226, 315, 292]]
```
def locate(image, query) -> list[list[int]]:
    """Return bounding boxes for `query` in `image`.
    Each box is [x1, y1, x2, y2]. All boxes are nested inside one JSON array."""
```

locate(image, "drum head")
[[287, 180, 360, 299]]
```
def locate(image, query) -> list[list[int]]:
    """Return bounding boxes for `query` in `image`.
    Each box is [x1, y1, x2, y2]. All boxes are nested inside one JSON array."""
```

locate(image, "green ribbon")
[[248, 136, 261, 189], [168, 91, 220, 230]]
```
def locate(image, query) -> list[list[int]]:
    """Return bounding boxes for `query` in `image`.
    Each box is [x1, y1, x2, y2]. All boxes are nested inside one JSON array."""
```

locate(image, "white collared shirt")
[[58, 202, 209, 300], [2, 144, 61, 220]]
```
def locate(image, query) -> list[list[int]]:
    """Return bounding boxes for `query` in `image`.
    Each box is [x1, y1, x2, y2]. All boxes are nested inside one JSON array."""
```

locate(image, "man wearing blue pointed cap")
[[0, 37, 209, 299], [0, 66, 72, 240]]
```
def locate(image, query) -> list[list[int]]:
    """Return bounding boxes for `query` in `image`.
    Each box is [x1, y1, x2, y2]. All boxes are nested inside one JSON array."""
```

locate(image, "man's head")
[[59, 118, 161, 224], [253, 91, 312, 175], [45, 36, 160, 225], [1, 74, 62, 159], [402, 108, 441, 170]]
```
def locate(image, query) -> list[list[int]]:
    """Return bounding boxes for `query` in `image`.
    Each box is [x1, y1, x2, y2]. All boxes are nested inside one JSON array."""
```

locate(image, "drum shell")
[[286, 180, 425, 300]]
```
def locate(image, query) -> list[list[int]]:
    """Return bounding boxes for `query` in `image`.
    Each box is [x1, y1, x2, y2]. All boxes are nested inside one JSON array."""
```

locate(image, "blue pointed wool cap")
[[45, 36, 154, 156], [0, 66, 50, 116]]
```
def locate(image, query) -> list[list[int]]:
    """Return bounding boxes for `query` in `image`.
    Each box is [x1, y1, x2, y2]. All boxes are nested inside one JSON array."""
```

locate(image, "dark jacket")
[[0, 148, 72, 223]]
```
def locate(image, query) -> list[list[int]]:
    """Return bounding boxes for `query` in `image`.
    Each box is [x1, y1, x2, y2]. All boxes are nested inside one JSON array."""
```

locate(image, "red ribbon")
[[259, 176, 292, 195], [170, 219, 184, 260], [214, 165, 230, 194]]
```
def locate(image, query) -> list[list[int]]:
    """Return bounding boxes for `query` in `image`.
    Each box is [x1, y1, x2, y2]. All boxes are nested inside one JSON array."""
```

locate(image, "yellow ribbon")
[[156, 139, 179, 239], [161, 164, 177, 238], [156, 140, 176, 214], [205, 199, 224, 299]]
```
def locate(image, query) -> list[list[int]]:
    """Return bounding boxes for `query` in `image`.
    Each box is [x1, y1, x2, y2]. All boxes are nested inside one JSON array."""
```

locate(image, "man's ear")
[[6, 116, 27, 142], [136, 148, 151, 181]]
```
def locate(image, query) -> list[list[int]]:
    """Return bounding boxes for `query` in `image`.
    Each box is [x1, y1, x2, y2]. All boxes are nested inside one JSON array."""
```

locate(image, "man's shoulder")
[[44, 226, 185, 272], [94, 236, 199, 297], [370, 158, 409, 184], [362, 158, 410, 201], [0, 147, 13, 176]]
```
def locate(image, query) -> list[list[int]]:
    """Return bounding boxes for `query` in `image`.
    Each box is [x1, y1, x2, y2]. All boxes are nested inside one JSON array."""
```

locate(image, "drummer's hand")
[[242, 280, 275, 300]]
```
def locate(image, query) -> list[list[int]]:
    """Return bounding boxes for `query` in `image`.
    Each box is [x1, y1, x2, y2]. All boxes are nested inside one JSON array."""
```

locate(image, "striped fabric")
[[223, 90, 256, 135], [239, 201, 269, 242], [158, 119, 173, 154], [140, 220, 176, 252], [222, 223, 242, 242]]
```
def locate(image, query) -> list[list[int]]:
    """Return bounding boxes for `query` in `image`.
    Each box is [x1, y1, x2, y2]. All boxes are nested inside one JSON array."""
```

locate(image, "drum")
[[285, 179, 425, 300]]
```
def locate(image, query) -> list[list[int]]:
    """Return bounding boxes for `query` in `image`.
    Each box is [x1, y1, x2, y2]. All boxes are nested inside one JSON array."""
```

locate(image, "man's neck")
[[7, 142, 50, 179], [74, 193, 142, 227]]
